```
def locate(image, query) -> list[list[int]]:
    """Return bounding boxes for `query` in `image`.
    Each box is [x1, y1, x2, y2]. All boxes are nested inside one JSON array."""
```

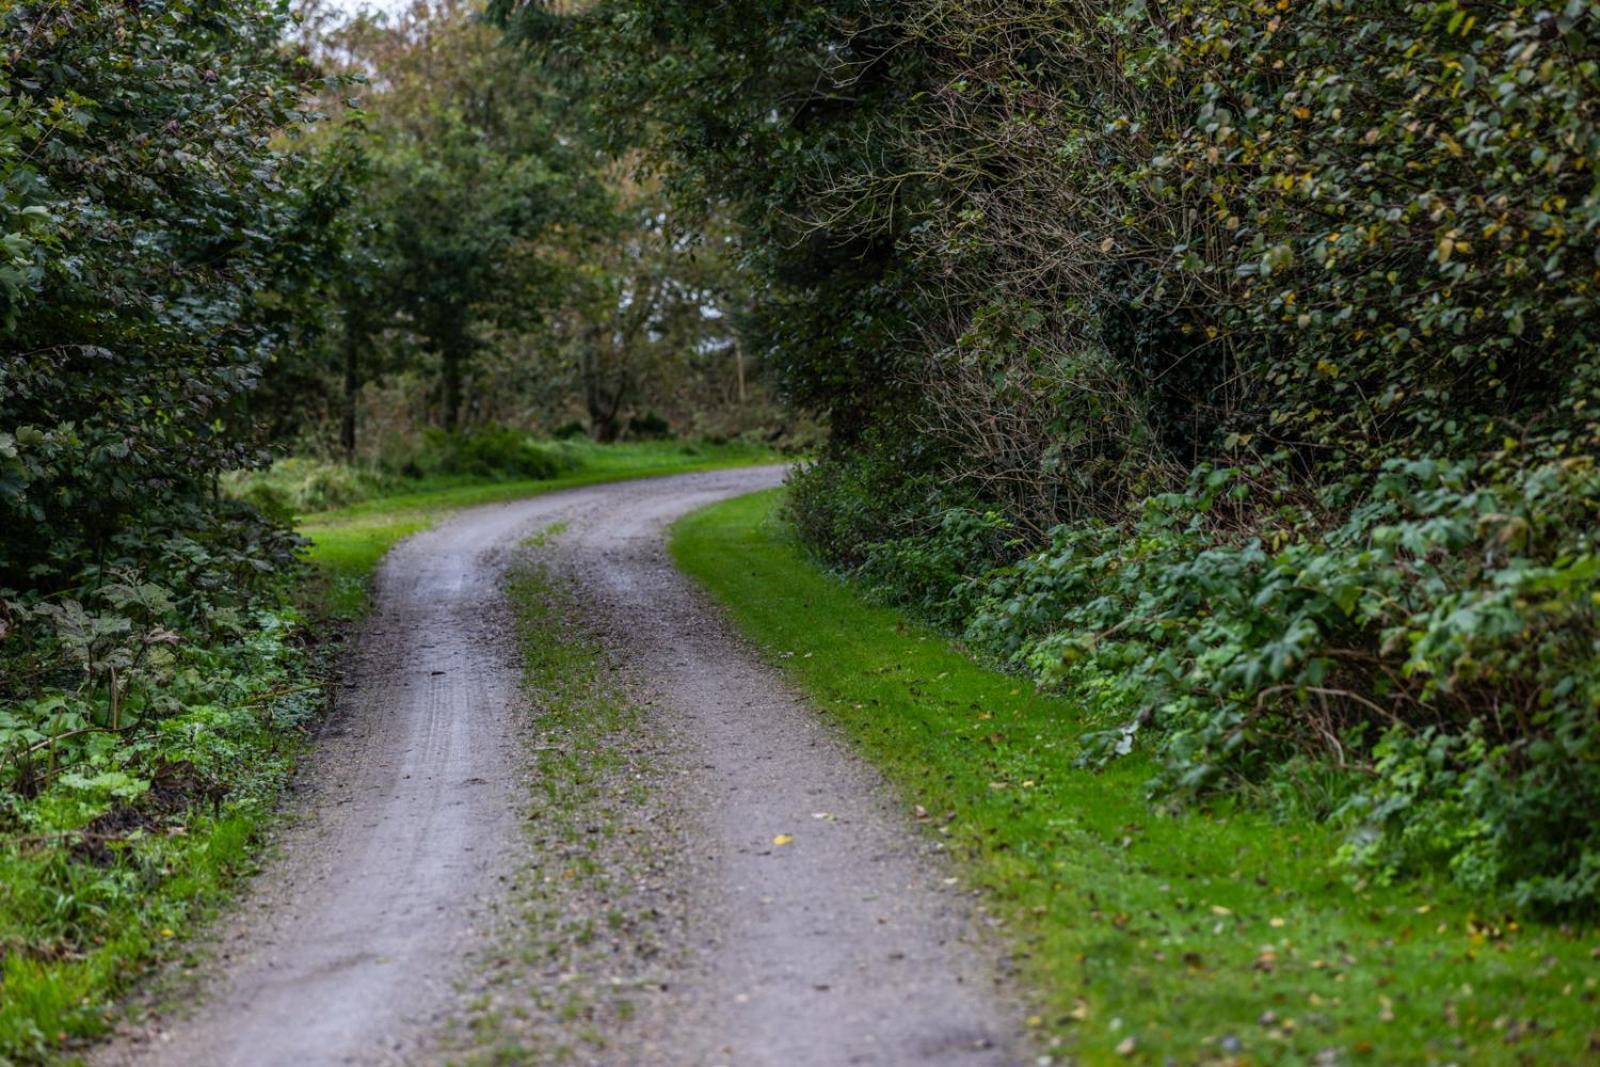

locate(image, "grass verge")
[[671, 489, 1599, 1066]]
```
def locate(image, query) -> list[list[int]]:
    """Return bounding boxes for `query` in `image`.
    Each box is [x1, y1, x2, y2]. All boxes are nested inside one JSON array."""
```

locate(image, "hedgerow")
[[0, 2, 344, 1050]]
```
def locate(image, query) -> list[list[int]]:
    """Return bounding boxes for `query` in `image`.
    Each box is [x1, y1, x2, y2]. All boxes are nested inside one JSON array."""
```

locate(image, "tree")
[[335, 0, 600, 433], [492, 0, 931, 444], [547, 166, 737, 441], [0, 0, 328, 591]]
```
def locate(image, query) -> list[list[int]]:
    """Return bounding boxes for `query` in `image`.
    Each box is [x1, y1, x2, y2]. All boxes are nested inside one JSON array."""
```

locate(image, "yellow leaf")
[[772, 834, 793, 846]]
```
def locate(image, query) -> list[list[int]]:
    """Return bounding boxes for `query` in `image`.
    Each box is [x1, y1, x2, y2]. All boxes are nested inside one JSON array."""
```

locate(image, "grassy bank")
[[671, 489, 1598, 1065]]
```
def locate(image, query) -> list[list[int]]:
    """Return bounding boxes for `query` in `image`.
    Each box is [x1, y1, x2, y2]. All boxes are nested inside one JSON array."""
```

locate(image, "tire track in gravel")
[[96, 466, 1020, 1067]]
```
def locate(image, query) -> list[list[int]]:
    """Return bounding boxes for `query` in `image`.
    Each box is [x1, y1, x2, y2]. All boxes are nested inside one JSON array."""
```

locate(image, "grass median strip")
[[439, 547, 690, 1064], [670, 488, 1597, 1066]]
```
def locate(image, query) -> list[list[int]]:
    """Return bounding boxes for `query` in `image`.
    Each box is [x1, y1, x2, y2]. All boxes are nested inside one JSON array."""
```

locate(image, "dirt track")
[[98, 468, 1018, 1066]]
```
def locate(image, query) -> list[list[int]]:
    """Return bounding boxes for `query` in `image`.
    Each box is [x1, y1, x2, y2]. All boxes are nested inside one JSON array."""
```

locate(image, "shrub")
[[226, 458, 387, 515], [784, 425, 966, 566], [627, 411, 672, 439], [424, 426, 581, 481]]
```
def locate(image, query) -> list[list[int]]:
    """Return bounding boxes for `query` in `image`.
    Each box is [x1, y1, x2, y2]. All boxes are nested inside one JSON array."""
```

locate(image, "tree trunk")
[[441, 345, 463, 434], [340, 300, 364, 459], [578, 324, 624, 442]]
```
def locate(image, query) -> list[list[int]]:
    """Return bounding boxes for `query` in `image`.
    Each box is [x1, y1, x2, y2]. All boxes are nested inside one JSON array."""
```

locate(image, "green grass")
[[671, 489, 1599, 1066], [0, 814, 272, 1058], [300, 440, 779, 617]]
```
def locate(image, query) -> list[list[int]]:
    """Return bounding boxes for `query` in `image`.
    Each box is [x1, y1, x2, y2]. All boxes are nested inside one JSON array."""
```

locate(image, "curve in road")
[[98, 467, 1018, 1067]]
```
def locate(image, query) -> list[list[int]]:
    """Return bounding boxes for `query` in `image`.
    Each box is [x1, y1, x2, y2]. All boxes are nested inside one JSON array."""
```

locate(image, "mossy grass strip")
[[439, 551, 684, 1062]]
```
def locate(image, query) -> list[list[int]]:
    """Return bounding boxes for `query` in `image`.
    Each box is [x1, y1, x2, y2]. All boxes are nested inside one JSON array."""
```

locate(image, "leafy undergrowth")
[[0, 611, 323, 1064], [671, 490, 1600, 1066]]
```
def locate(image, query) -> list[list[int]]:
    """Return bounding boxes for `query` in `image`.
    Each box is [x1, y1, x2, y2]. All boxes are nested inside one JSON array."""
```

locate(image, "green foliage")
[[843, 451, 1600, 911], [421, 427, 581, 481], [493, 0, 933, 442], [1, 0, 333, 589], [0, 3, 346, 1055], [784, 427, 963, 565], [0, 598, 316, 1060], [796, 0, 1600, 514]]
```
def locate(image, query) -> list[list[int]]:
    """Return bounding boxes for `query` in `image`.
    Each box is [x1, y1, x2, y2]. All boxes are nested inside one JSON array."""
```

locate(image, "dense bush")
[[421, 427, 582, 481], [857, 0, 1600, 520], [785, 427, 963, 565], [226, 458, 390, 517], [0, 3, 339, 1024], [1, 0, 331, 749], [0, 0, 333, 590], [844, 448, 1600, 910]]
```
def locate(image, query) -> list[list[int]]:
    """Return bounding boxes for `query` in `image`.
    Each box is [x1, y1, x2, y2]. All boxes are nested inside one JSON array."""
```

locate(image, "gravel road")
[[97, 467, 1019, 1067]]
